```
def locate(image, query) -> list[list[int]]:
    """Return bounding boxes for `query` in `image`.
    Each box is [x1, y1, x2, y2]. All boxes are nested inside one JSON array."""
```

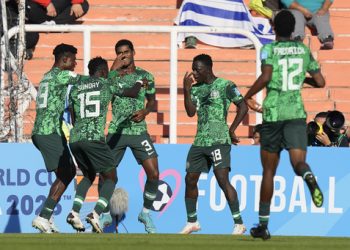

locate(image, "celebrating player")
[[180, 54, 248, 235], [244, 10, 325, 240], [32, 43, 78, 233]]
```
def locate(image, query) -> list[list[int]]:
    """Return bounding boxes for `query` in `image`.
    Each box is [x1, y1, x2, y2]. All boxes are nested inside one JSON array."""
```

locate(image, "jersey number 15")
[[77, 91, 101, 118]]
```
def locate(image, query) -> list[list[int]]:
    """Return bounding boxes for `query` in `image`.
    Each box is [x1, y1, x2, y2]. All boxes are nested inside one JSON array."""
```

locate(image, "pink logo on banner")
[[138, 168, 181, 217]]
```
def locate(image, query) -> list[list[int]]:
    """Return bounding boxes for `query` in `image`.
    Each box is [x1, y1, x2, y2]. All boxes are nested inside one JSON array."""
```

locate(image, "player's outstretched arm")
[[246, 98, 263, 113], [122, 81, 142, 98], [244, 65, 272, 100]]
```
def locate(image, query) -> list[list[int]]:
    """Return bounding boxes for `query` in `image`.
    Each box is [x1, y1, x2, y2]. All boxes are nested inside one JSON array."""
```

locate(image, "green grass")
[[1, 234, 349, 250]]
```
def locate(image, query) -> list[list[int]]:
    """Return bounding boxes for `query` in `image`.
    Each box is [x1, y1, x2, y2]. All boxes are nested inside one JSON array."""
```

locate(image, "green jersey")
[[108, 67, 155, 135], [261, 41, 320, 122], [191, 77, 243, 147], [32, 67, 77, 136], [69, 76, 123, 143]]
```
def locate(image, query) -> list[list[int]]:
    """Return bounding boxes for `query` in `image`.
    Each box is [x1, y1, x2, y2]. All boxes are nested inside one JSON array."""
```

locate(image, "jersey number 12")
[[279, 58, 303, 91]]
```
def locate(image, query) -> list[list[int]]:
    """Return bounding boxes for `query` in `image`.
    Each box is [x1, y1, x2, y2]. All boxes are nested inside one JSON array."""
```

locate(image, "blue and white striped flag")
[[174, 0, 275, 48]]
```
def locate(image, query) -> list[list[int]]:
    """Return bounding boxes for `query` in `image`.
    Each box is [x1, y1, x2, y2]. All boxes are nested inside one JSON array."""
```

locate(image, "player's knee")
[[143, 161, 159, 180], [262, 168, 277, 177]]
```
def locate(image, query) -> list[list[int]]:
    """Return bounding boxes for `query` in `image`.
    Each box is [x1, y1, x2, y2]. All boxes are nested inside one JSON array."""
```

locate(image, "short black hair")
[[193, 54, 213, 68], [115, 39, 134, 53], [88, 56, 108, 76], [53, 43, 77, 62], [273, 10, 295, 38]]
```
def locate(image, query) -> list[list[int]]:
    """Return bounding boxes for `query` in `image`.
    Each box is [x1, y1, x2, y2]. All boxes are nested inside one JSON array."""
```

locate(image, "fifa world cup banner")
[[0, 144, 349, 236]]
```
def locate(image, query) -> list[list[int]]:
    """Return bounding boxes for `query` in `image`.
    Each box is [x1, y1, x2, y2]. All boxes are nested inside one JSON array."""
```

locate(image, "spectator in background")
[[26, 0, 89, 25], [0, 0, 39, 60], [281, 0, 334, 50], [307, 110, 349, 147], [25, 0, 89, 58], [252, 124, 262, 145], [249, 0, 282, 20], [174, 0, 275, 49]]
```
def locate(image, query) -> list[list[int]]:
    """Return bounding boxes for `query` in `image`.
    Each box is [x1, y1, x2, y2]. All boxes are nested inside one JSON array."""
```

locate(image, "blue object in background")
[[0, 144, 348, 236]]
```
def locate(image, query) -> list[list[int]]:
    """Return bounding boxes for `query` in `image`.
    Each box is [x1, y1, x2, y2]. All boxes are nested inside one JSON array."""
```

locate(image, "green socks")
[[259, 202, 271, 226], [185, 198, 197, 222], [39, 197, 57, 220], [228, 200, 243, 224], [143, 179, 158, 209], [94, 179, 115, 215], [72, 177, 92, 213]]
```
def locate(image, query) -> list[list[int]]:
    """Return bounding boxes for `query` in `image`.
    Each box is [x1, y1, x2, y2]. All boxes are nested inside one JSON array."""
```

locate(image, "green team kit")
[[68, 75, 124, 174], [190, 78, 244, 147], [260, 41, 320, 152], [33, 67, 78, 136], [32, 67, 78, 171], [260, 41, 320, 122], [108, 67, 155, 135], [187, 78, 244, 173], [107, 67, 158, 164], [69, 76, 122, 143]]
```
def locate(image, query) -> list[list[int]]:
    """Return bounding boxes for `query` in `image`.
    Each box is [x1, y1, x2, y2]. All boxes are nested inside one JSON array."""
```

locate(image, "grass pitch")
[[1, 234, 349, 250]]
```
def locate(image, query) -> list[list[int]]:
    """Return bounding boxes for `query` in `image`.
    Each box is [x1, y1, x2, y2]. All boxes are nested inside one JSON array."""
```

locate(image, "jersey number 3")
[[279, 58, 303, 91], [77, 91, 100, 118]]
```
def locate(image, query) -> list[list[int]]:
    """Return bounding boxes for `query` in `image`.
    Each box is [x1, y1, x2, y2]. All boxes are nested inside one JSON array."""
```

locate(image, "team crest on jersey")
[[210, 90, 220, 98]]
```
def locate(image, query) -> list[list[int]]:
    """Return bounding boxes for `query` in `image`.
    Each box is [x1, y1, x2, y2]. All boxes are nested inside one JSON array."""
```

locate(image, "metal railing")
[[1, 24, 263, 143]]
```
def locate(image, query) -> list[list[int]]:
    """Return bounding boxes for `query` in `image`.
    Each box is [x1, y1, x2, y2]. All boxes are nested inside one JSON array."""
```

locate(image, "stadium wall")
[[0, 144, 349, 237]]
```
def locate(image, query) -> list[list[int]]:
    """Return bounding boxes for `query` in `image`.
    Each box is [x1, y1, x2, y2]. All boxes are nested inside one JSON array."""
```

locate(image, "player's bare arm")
[[122, 81, 142, 98], [183, 72, 196, 117], [244, 65, 272, 100], [229, 100, 248, 145], [304, 71, 325, 88], [246, 98, 263, 113]]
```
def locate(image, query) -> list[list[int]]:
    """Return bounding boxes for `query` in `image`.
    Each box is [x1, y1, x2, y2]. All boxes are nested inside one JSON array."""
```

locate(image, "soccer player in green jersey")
[[31, 43, 78, 233], [106, 39, 159, 234], [180, 54, 248, 235], [244, 10, 326, 240], [66, 57, 142, 233]]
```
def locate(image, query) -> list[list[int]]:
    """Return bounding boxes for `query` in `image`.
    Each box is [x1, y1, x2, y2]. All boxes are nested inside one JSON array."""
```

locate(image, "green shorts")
[[261, 118, 308, 153], [69, 140, 116, 175], [186, 144, 231, 173], [32, 134, 71, 172], [107, 133, 158, 166]]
